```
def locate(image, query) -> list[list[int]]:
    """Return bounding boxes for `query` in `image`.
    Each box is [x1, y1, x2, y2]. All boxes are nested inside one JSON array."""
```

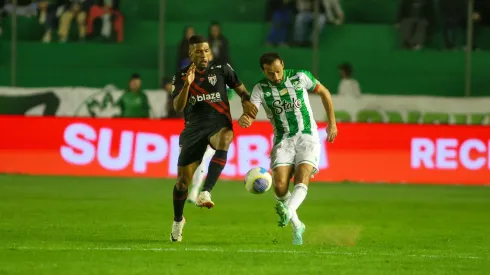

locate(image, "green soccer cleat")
[[275, 201, 291, 228], [292, 223, 306, 245]]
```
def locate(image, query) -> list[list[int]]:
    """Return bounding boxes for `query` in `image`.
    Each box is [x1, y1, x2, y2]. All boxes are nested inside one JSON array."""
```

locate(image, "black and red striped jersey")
[[171, 61, 241, 126]]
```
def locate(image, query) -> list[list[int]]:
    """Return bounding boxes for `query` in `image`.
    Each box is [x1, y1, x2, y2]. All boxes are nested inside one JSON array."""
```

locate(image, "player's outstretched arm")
[[173, 64, 196, 112], [238, 84, 262, 128], [314, 83, 338, 143], [233, 84, 258, 119]]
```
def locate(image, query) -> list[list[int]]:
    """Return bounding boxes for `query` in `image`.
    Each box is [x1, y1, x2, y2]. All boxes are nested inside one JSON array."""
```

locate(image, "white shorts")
[[270, 133, 321, 174]]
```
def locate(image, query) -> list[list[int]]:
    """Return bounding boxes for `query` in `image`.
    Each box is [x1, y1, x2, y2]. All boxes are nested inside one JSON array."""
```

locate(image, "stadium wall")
[[2, 42, 490, 96], [0, 116, 489, 185]]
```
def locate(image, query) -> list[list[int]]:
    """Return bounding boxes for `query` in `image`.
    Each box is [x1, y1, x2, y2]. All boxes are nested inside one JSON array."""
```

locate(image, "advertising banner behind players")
[[0, 116, 489, 185]]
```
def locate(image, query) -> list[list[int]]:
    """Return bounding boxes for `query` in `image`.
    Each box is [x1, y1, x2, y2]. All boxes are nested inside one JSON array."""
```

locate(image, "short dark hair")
[[338, 63, 353, 76], [130, 73, 141, 80], [162, 77, 172, 86], [189, 35, 208, 45], [259, 52, 282, 70]]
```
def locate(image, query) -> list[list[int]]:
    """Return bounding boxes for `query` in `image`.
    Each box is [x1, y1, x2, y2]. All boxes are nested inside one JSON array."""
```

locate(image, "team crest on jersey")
[[208, 74, 217, 86], [189, 96, 197, 105], [291, 80, 302, 90], [279, 88, 288, 96]]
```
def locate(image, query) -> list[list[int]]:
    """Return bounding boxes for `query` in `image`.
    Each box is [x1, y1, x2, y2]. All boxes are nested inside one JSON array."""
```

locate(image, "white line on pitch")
[[3, 246, 489, 260]]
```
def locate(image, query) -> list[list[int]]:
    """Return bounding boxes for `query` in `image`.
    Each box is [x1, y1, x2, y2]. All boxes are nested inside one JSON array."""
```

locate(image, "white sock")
[[203, 146, 216, 160], [288, 183, 308, 228], [190, 166, 205, 198], [190, 147, 215, 198], [275, 191, 291, 205]]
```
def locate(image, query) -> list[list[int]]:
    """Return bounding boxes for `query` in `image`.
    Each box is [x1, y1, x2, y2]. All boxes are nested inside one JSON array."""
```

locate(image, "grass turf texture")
[[0, 175, 489, 274]]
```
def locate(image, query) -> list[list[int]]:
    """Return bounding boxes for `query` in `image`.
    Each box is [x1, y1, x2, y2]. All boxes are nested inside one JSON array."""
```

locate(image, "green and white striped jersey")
[[250, 69, 319, 145]]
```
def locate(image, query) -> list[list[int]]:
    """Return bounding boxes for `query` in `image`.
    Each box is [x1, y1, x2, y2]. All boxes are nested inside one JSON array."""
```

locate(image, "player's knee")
[[273, 177, 289, 196], [273, 177, 289, 189], [176, 175, 190, 191], [294, 164, 313, 184], [218, 130, 234, 147]]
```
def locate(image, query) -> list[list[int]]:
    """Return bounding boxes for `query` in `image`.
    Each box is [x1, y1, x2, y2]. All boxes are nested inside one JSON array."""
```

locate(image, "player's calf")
[[286, 164, 312, 228], [173, 181, 189, 222], [173, 164, 196, 222], [199, 128, 233, 205], [272, 166, 293, 227]]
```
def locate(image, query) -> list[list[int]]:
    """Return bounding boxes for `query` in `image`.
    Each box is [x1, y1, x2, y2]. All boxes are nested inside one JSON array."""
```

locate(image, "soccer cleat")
[[170, 217, 186, 242], [275, 201, 291, 228], [292, 222, 306, 245], [196, 191, 215, 209]]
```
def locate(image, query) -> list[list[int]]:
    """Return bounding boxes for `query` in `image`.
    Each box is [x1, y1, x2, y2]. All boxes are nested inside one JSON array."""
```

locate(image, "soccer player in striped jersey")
[[238, 52, 338, 245]]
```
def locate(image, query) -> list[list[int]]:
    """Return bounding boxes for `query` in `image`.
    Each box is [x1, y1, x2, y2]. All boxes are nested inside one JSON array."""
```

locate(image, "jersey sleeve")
[[250, 84, 263, 110], [299, 70, 320, 93], [223, 63, 242, 89], [171, 72, 185, 99]]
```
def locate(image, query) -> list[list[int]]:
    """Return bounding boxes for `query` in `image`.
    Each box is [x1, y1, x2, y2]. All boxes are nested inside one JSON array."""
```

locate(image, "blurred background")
[[1, 0, 489, 99]]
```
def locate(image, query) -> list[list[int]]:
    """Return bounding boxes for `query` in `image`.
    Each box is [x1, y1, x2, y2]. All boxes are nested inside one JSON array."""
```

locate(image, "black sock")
[[202, 150, 227, 192], [173, 185, 187, 222]]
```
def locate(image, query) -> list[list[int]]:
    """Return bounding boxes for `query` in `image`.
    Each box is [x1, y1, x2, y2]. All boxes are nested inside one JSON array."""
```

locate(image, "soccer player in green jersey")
[[238, 52, 338, 245]]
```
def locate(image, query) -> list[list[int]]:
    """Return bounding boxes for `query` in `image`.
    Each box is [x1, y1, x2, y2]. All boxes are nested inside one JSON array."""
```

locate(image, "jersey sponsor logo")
[[208, 74, 218, 86], [272, 98, 302, 115], [188, 92, 222, 105]]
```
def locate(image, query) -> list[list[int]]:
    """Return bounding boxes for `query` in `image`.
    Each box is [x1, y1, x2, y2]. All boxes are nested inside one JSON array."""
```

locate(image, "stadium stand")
[[0, 0, 489, 96]]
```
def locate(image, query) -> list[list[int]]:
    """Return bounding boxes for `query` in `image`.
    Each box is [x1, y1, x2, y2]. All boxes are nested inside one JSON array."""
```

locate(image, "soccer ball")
[[244, 167, 272, 194]]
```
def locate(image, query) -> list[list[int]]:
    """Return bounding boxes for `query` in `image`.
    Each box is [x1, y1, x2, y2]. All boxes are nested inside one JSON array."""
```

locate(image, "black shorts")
[[178, 121, 232, 167]]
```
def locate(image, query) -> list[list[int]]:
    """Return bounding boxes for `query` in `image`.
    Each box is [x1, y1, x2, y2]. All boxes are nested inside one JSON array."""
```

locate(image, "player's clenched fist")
[[238, 114, 252, 128], [326, 123, 338, 143], [185, 64, 196, 85], [242, 101, 258, 119]]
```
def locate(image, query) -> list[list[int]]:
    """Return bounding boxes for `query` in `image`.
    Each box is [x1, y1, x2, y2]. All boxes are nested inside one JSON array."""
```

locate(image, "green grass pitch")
[[0, 175, 489, 274]]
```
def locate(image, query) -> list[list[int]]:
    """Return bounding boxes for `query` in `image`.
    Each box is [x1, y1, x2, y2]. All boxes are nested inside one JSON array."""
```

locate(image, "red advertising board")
[[0, 116, 489, 184]]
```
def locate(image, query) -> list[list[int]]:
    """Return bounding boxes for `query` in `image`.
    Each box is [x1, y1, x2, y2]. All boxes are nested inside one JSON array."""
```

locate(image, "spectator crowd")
[[1, 0, 489, 118], [0, 0, 123, 43], [265, 0, 489, 51]]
